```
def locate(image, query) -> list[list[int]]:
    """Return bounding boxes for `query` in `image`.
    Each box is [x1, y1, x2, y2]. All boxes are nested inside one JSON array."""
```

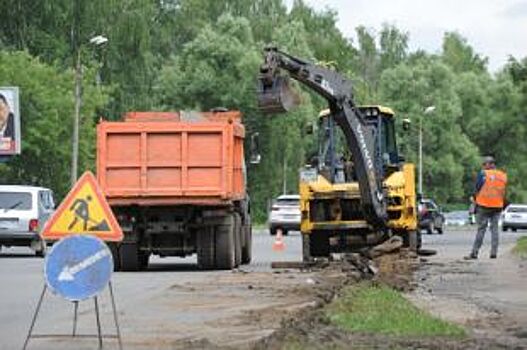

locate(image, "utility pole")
[[418, 106, 436, 195], [282, 157, 287, 195], [71, 0, 82, 186], [71, 50, 82, 186]]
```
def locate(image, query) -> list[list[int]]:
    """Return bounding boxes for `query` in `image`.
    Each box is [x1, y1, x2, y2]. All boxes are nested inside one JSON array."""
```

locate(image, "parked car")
[[418, 198, 445, 234], [0, 186, 55, 256], [502, 204, 527, 232], [444, 210, 471, 226], [268, 194, 301, 235]]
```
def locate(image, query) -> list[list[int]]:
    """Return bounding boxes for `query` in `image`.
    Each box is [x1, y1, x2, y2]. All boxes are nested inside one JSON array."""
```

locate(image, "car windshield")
[[0, 192, 33, 211], [507, 206, 527, 213]]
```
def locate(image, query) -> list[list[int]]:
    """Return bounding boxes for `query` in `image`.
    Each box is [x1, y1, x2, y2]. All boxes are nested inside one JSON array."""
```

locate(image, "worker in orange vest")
[[466, 156, 507, 259]]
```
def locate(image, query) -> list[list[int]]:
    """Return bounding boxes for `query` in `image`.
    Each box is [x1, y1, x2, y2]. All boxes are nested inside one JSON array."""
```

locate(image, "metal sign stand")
[[22, 281, 123, 350]]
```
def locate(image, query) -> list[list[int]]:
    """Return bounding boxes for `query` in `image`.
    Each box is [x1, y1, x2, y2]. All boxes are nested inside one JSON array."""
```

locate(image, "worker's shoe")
[[464, 253, 478, 260], [490, 254, 497, 259]]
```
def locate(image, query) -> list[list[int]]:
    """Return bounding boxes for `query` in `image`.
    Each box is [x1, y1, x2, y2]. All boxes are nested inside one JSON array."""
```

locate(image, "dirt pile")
[[254, 245, 422, 350]]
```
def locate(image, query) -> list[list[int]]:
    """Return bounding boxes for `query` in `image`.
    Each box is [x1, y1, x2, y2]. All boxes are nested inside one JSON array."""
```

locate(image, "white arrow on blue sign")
[[45, 235, 114, 301]]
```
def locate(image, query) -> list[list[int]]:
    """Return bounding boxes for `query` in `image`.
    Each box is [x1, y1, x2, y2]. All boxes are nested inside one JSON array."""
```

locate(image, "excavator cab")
[[357, 106, 401, 176]]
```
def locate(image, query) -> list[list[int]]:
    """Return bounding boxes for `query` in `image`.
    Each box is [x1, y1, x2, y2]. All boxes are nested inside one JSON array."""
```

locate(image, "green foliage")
[[513, 236, 527, 258], [0, 51, 109, 199], [0, 0, 526, 219], [326, 283, 466, 337]]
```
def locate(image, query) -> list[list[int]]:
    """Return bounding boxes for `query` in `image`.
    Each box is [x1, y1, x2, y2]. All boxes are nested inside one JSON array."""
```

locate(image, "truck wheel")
[[407, 230, 421, 251], [241, 217, 252, 264], [108, 243, 122, 271], [139, 251, 150, 270], [309, 230, 330, 258], [301, 233, 312, 262], [120, 243, 141, 271], [233, 213, 242, 267], [215, 215, 235, 270], [197, 228, 215, 270]]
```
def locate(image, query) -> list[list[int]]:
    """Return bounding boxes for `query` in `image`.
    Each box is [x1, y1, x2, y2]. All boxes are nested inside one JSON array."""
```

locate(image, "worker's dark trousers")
[[472, 206, 501, 257]]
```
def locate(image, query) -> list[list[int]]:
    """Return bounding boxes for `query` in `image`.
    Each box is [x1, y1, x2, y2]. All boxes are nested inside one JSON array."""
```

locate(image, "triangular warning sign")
[[41, 171, 123, 242]]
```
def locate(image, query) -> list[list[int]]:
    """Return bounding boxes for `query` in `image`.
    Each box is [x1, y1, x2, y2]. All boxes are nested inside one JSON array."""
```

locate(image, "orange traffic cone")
[[272, 228, 285, 252]]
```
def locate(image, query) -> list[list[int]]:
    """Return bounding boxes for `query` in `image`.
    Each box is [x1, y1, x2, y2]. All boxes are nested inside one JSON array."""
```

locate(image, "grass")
[[325, 283, 466, 338], [513, 236, 527, 258]]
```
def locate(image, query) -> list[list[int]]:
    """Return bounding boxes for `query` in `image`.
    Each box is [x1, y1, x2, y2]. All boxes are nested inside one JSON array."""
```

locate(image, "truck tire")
[[197, 228, 215, 270], [108, 243, 122, 271], [301, 233, 312, 262], [309, 230, 330, 258], [241, 217, 252, 264], [214, 215, 235, 270], [233, 213, 242, 267], [120, 243, 141, 271], [139, 251, 150, 270], [407, 230, 422, 251]]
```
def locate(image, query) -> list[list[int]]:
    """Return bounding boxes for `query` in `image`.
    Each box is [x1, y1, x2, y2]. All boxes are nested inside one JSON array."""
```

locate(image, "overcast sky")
[[288, 0, 527, 72]]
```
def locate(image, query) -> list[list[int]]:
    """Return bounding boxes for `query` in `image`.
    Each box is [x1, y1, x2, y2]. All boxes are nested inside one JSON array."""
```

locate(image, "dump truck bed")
[[97, 111, 245, 206]]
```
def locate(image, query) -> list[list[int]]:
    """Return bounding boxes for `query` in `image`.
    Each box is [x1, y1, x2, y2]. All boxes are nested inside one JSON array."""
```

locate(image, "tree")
[[441, 32, 488, 74], [380, 57, 480, 203], [0, 51, 109, 199]]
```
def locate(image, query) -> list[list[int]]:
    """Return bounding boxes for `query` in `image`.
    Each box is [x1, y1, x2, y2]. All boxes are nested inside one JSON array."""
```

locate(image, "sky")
[[287, 0, 527, 72]]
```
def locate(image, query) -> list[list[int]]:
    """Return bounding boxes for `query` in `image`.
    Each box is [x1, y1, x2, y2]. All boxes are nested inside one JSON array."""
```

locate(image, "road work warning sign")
[[41, 171, 123, 241]]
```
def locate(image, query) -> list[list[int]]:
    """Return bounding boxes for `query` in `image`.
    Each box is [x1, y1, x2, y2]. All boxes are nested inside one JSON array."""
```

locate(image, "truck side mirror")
[[250, 132, 261, 164], [402, 118, 411, 131]]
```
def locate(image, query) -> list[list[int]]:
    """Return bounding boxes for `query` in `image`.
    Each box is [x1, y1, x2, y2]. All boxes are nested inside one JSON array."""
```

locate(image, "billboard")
[[0, 87, 20, 155]]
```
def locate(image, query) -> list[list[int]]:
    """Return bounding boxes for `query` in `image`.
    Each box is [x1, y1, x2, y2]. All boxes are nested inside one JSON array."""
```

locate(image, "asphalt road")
[[1, 226, 525, 349], [412, 226, 527, 347], [0, 229, 303, 350]]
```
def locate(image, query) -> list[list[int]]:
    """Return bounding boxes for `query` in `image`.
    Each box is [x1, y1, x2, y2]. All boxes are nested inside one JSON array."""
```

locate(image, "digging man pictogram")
[[68, 195, 110, 232]]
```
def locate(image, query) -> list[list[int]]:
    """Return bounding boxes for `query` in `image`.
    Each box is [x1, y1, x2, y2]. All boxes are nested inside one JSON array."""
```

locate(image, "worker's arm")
[[472, 170, 485, 199]]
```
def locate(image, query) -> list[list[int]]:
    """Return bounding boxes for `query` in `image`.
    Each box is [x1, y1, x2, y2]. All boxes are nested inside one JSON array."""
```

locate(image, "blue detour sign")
[[45, 235, 113, 301]]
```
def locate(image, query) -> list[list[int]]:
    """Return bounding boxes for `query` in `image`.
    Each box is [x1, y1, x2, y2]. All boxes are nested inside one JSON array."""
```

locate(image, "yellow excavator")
[[257, 47, 418, 261]]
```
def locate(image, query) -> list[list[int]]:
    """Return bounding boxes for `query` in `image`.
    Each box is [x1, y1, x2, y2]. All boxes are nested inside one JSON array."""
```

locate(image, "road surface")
[[0, 230, 308, 350], [1, 227, 526, 349], [411, 226, 527, 347]]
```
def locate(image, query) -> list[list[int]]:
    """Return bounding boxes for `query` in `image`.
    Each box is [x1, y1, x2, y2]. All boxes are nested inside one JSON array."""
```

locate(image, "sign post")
[[23, 235, 122, 349], [24, 171, 124, 349]]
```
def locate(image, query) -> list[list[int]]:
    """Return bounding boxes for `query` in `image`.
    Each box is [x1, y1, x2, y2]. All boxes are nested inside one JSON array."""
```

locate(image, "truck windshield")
[[0, 192, 32, 211]]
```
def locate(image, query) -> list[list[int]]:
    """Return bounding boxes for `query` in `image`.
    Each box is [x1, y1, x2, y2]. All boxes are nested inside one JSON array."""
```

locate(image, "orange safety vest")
[[475, 169, 507, 208]]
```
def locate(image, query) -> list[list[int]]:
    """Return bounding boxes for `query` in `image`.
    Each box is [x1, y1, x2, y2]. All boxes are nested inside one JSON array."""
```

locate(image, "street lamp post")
[[418, 105, 436, 196], [70, 35, 108, 186]]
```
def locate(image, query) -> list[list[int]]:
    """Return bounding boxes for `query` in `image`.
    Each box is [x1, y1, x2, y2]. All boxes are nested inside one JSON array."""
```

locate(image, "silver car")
[[0, 186, 55, 256], [268, 194, 301, 235], [502, 204, 527, 232]]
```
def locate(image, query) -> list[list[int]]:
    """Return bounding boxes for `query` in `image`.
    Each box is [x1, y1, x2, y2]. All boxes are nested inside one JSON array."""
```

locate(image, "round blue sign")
[[45, 235, 113, 301]]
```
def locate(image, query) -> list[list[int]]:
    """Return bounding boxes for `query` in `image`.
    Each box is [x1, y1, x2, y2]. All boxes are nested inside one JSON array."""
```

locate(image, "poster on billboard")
[[0, 86, 20, 155]]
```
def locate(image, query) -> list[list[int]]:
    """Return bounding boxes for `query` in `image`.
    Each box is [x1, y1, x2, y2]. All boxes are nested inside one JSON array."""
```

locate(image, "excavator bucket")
[[257, 75, 300, 114]]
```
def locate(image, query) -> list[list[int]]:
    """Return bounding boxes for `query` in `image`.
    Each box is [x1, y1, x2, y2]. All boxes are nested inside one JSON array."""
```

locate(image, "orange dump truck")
[[97, 110, 252, 271]]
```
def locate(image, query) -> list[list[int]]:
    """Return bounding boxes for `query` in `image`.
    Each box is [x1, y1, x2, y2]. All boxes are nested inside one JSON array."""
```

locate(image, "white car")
[[268, 194, 301, 235], [444, 210, 471, 226], [0, 186, 55, 256], [502, 204, 527, 232]]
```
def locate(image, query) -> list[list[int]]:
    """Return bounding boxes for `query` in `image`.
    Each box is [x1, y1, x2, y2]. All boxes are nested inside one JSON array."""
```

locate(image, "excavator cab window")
[[380, 116, 399, 166], [358, 107, 400, 175]]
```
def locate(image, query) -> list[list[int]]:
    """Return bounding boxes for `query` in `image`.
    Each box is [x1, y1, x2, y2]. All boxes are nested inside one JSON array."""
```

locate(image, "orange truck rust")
[[97, 110, 253, 271]]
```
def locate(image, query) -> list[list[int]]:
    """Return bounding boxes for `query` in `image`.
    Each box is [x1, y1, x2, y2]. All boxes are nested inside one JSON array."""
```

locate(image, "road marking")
[[58, 249, 110, 282]]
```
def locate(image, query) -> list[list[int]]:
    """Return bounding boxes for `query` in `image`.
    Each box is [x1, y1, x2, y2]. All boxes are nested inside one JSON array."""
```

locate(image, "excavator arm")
[[257, 47, 387, 228]]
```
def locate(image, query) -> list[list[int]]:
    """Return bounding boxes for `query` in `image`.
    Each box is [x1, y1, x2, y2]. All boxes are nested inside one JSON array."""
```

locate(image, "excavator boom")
[[257, 47, 387, 228]]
